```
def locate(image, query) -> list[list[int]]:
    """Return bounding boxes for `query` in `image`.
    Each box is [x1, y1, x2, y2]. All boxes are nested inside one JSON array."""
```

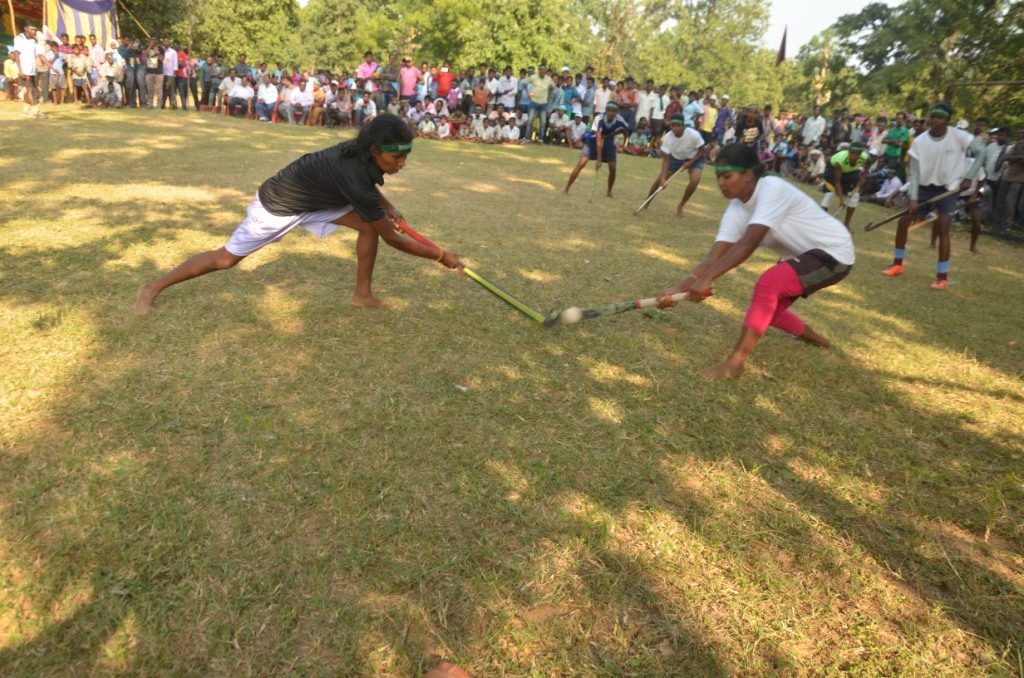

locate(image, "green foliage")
[[820, 0, 1024, 125], [186, 0, 300, 65]]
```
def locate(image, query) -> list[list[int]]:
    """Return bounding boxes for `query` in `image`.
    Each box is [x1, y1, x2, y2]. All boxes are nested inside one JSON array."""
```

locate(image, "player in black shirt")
[[135, 114, 462, 314]]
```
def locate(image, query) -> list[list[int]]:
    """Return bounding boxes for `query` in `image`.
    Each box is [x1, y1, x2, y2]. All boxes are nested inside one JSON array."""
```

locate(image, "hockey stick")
[[634, 166, 685, 215], [864, 188, 961, 231], [544, 289, 712, 327]]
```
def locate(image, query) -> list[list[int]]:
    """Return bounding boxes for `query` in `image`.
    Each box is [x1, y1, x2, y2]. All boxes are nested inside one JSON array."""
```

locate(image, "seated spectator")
[[436, 114, 452, 139], [3, 51, 19, 100], [547, 107, 569, 144], [254, 75, 278, 121], [863, 169, 904, 206], [227, 75, 254, 117], [85, 79, 122, 108], [449, 108, 468, 137], [481, 117, 500, 143], [500, 117, 521, 144], [417, 112, 437, 137], [218, 73, 241, 113], [566, 112, 587, 148], [337, 87, 354, 126], [468, 105, 486, 139], [354, 90, 376, 125], [625, 123, 650, 156], [308, 80, 325, 125]]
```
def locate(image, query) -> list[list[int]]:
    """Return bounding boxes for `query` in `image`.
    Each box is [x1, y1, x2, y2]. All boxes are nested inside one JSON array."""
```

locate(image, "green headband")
[[928, 106, 952, 119], [669, 115, 685, 125], [605, 102, 619, 110], [715, 163, 757, 175], [378, 142, 413, 154]]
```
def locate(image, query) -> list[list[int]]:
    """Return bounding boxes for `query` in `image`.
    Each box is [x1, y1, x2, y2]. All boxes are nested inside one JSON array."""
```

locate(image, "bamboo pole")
[[7, 0, 17, 37], [116, 0, 150, 38]]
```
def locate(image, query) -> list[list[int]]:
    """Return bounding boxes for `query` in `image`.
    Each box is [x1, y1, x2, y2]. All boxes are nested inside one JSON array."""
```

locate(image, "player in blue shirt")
[[563, 102, 632, 197]]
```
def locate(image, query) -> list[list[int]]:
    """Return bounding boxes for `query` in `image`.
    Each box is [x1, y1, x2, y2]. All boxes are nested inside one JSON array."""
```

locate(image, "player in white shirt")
[[656, 142, 855, 379], [13, 23, 43, 117], [882, 102, 985, 289], [640, 115, 707, 216]]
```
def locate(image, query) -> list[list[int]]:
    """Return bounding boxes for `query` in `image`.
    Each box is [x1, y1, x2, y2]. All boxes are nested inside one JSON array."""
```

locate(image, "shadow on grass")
[[0, 108, 1021, 674]]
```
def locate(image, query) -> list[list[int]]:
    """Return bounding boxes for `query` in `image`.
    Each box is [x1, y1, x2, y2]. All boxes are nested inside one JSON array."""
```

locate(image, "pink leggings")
[[743, 262, 806, 336]]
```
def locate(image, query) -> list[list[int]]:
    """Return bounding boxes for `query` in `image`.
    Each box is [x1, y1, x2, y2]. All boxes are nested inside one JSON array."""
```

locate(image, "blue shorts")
[[585, 140, 616, 163], [668, 156, 705, 173], [918, 184, 958, 218]]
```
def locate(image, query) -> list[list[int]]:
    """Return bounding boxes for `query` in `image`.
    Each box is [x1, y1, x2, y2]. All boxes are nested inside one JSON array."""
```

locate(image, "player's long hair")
[[339, 113, 414, 158], [716, 141, 766, 178]]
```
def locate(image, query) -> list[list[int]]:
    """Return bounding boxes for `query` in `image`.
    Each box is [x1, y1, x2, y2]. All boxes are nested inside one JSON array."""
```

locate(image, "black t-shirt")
[[257, 144, 386, 221]]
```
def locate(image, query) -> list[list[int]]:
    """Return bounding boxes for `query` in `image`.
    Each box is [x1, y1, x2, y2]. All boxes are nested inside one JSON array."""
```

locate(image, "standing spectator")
[[69, 44, 92, 104], [35, 38, 54, 103], [882, 112, 910, 173], [497, 66, 516, 111], [516, 67, 531, 110], [984, 127, 1008, 221], [525, 66, 554, 142], [87, 33, 104, 83], [356, 51, 378, 90], [206, 56, 225, 107], [144, 39, 162, 108], [186, 51, 200, 109], [161, 40, 178, 109], [996, 128, 1024, 232], [637, 80, 658, 136], [700, 93, 719, 145], [174, 44, 189, 110], [714, 94, 734, 144], [580, 74, 596, 123], [593, 78, 612, 124], [233, 53, 250, 79], [398, 57, 421, 105], [802, 104, 826, 147], [47, 42, 66, 104], [436, 60, 454, 99], [617, 77, 639, 128], [683, 91, 703, 128]]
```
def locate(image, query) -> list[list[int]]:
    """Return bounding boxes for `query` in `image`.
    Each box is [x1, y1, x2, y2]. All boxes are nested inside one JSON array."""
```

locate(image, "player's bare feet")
[[698, 360, 744, 379], [676, 204, 685, 217], [797, 326, 830, 347], [133, 285, 157, 315], [350, 294, 392, 309]]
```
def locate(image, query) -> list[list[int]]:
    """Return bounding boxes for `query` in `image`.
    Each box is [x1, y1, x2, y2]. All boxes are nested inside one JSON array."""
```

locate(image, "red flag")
[[775, 26, 787, 67]]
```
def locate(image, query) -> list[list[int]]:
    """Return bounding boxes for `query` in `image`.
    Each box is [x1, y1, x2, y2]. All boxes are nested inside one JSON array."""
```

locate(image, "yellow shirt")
[[4, 58, 19, 80], [528, 75, 553, 105], [702, 104, 718, 132]]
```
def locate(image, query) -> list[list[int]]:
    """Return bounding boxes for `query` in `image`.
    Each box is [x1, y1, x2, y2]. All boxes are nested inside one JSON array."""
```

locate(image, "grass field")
[[1, 103, 1022, 676]]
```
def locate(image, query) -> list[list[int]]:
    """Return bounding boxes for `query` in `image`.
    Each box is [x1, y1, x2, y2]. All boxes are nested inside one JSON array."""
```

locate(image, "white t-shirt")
[[501, 124, 520, 141], [497, 75, 516, 109], [802, 115, 826, 146], [229, 84, 254, 101], [567, 119, 587, 143], [436, 121, 451, 139], [909, 127, 973, 190], [660, 127, 704, 160], [13, 33, 39, 75], [257, 84, 278, 105], [715, 176, 855, 265]]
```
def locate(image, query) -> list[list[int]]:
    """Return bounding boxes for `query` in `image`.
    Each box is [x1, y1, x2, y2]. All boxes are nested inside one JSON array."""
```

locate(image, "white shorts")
[[224, 193, 355, 256], [820, 190, 859, 209]]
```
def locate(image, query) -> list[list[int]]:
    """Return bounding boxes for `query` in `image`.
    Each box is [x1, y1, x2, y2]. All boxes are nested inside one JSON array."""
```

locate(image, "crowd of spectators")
[[4, 28, 1022, 232]]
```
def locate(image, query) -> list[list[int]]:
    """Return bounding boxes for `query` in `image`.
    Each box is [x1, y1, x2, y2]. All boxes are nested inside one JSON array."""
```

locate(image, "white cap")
[[722, 94, 730, 99], [955, 119, 969, 129], [561, 65, 570, 72]]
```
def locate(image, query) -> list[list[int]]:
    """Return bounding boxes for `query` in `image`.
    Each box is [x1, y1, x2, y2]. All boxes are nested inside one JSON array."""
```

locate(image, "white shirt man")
[[219, 74, 240, 100], [661, 124, 705, 160], [89, 40, 105, 71], [593, 83, 612, 116], [501, 122, 520, 142], [486, 74, 500, 109], [470, 109, 486, 138], [802, 109, 827, 146], [637, 86, 658, 125], [436, 118, 451, 139], [229, 80, 254, 102], [162, 45, 177, 77], [257, 81, 279, 106], [13, 29, 39, 76], [497, 71, 517, 109], [355, 94, 377, 118], [548, 109, 568, 132], [566, 116, 587, 145], [985, 136, 1007, 182], [481, 121, 499, 142]]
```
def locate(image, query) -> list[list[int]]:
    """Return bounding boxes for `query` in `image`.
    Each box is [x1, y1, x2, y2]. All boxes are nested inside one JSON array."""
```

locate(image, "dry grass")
[[1, 102, 1022, 676]]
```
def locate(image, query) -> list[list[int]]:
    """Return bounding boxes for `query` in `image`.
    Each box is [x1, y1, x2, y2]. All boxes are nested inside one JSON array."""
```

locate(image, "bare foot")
[[970, 246, 979, 254], [606, 192, 613, 198], [698, 360, 744, 379], [424, 662, 471, 678], [675, 205, 685, 217], [797, 326, 830, 348], [350, 294, 392, 309], [134, 285, 157, 316]]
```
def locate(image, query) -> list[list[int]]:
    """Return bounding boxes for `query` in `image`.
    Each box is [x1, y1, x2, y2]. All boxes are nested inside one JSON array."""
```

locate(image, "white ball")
[[561, 307, 583, 324]]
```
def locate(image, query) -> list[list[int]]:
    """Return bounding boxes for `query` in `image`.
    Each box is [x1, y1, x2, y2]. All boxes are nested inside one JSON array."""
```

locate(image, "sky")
[[763, 0, 902, 54]]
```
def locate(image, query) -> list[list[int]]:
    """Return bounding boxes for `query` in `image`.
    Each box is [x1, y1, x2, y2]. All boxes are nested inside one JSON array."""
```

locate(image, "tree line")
[[119, 0, 1022, 125]]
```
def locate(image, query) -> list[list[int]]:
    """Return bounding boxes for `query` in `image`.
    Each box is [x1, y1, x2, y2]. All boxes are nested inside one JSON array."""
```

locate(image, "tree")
[[185, 0, 299, 64]]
